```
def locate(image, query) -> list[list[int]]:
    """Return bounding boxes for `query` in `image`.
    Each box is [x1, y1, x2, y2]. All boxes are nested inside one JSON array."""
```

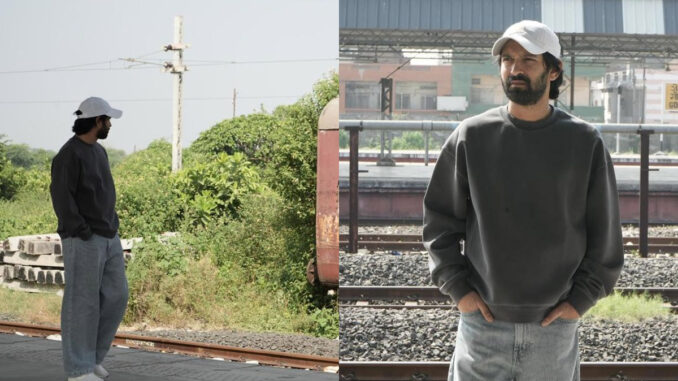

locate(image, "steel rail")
[[339, 234, 678, 253], [339, 286, 678, 303], [338, 361, 678, 381], [0, 321, 339, 371]]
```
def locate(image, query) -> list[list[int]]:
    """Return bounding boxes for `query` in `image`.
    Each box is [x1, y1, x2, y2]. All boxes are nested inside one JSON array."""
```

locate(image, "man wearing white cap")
[[424, 21, 623, 380], [50, 97, 127, 381]]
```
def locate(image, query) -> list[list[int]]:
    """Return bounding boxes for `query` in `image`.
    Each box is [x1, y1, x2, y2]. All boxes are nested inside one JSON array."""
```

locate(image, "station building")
[[339, 0, 678, 127]]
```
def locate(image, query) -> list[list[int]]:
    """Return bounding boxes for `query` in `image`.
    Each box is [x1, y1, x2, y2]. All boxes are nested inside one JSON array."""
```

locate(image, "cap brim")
[[492, 35, 546, 57], [107, 108, 123, 119]]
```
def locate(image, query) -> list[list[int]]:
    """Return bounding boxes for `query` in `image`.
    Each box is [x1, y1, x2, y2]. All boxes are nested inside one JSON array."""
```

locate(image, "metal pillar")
[[347, 125, 362, 253], [570, 36, 575, 111], [638, 129, 654, 258], [378, 78, 395, 166]]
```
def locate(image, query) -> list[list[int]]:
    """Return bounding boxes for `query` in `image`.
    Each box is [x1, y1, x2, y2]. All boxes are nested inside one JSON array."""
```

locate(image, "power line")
[[0, 57, 338, 74], [0, 95, 304, 105]]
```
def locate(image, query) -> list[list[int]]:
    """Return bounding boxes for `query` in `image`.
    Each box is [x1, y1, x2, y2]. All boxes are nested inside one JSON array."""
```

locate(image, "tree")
[[0, 136, 25, 200]]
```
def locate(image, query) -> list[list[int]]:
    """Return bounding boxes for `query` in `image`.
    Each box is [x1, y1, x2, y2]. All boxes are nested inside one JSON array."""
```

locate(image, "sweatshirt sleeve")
[[566, 139, 624, 316], [50, 149, 92, 240], [423, 131, 473, 303]]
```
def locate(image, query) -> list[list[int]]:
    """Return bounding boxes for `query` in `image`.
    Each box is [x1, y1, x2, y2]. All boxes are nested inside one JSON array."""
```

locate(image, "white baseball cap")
[[492, 20, 561, 60], [74, 97, 122, 119]]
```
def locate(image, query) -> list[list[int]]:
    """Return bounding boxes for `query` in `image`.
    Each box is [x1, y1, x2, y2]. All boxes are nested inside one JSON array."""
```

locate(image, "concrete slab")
[[0, 333, 337, 381], [2, 251, 64, 267]]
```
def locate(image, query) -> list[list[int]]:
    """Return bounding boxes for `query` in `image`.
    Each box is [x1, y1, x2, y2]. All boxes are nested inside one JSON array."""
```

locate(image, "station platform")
[[338, 161, 678, 223], [338, 161, 678, 191], [0, 333, 336, 381], [339, 150, 678, 166]]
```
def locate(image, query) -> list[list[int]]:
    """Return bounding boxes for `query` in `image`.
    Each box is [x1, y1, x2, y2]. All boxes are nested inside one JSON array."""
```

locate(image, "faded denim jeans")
[[61, 234, 128, 378], [449, 309, 579, 381]]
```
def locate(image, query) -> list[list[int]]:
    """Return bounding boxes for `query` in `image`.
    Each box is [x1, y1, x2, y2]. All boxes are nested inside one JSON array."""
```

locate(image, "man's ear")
[[551, 61, 563, 81]]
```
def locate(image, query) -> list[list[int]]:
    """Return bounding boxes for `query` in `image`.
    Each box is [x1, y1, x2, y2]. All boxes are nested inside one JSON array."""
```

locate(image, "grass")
[[0, 287, 61, 325], [0, 276, 319, 335], [584, 292, 671, 322]]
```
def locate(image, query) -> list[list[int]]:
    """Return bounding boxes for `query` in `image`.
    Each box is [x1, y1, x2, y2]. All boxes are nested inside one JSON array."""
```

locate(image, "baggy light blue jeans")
[[449, 309, 579, 381], [61, 234, 128, 378]]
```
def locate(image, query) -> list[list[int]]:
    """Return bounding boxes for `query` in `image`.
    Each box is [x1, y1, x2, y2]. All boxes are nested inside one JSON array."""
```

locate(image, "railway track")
[[339, 286, 678, 312], [338, 361, 678, 381], [340, 234, 678, 253], [339, 287, 678, 380], [0, 321, 339, 372]]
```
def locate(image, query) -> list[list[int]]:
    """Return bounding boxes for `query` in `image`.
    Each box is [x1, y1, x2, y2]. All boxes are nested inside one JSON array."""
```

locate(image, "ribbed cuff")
[[440, 278, 473, 304], [566, 288, 596, 317]]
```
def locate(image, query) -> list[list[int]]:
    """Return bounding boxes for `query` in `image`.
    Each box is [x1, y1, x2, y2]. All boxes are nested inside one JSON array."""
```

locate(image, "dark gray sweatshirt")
[[50, 136, 119, 240], [423, 105, 624, 323]]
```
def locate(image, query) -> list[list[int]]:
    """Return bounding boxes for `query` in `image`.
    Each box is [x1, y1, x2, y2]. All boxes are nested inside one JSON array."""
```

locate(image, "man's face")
[[96, 116, 112, 140], [499, 40, 552, 106]]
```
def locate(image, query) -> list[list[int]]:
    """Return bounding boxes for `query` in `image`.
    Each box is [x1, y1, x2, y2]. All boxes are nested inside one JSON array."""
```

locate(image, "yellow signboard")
[[666, 83, 678, 111]]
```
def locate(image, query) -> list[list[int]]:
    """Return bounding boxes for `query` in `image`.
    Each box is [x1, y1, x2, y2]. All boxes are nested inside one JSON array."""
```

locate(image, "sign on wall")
[[666, 83, 678, 112]]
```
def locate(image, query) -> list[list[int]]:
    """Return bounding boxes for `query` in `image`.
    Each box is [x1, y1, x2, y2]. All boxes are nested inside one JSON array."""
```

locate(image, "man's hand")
[[541, 302, 580, 327], [457, 291, 494, 322]]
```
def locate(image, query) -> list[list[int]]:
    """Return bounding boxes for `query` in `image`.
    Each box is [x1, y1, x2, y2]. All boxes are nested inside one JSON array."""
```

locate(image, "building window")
[[345, 81, 381, 109], [395, 82, 437, 110], [470, 76, 499, 105], [396, 93, 411, 109]]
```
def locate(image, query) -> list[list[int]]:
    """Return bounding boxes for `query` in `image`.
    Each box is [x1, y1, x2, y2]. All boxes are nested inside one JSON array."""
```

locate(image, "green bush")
[[392, 131, 425, 150], [190, 113, 280, 165], [0, 138, 26, 201], [0, 190, 56, 239], [173, 152, 264, 227], [267, 72, 339, 225], [5, 143, 54, 169], [114, 140, 180, 237]]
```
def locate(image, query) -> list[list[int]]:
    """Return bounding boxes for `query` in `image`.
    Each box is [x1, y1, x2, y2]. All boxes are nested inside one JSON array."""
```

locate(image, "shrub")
[[173, 152, 264, 227], [113, 140, 180, 237], [0, 138, 26, 201], [0, 190, 56, 239], [190, 113, 280, 165]]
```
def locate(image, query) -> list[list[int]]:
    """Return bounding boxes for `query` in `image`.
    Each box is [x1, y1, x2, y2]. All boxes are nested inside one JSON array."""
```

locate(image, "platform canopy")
[[340, 29, 678, 64], [339, 0, 678, 65]]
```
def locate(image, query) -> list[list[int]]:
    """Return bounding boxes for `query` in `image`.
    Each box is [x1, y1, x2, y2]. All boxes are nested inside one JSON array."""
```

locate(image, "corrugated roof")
[[339, 0, 541, 31], [583, 0, 624, 33], [542, 0, 584, 33], [623, 0, 664, 34], [665, 0, 678, 35]]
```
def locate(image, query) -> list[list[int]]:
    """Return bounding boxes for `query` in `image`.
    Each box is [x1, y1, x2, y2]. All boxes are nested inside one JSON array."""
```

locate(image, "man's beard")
[[97, 126, 110, 139], [502, 70, 549, 106]]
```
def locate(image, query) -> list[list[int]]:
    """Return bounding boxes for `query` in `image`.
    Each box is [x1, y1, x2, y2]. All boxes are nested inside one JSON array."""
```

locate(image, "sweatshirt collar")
[[501, 104, 558, 130]]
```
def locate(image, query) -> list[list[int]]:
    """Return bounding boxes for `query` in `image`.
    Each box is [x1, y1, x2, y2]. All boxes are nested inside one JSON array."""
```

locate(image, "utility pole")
[[163, 16, 189, 173], [233, 88, 237, 118]]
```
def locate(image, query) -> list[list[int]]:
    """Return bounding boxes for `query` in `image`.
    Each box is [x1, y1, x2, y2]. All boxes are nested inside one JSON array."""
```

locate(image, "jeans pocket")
[[460, 309, 482, 316], [553, 317, 579, 325]]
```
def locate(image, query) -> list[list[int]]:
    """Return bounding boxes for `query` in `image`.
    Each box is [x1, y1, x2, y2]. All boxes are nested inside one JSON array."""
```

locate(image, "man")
[[423, 20, 623, 380], [51, 97, 128, 381]]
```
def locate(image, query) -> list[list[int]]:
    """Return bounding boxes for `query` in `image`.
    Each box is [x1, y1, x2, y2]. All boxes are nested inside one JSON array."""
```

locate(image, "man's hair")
[[72, 112, 108, 135], [496, 51, 563, 100], [543, 52, 563, 100]]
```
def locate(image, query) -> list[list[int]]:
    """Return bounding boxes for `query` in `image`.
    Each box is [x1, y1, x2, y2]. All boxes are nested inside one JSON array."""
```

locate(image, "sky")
[[0, 0, 338, 153]]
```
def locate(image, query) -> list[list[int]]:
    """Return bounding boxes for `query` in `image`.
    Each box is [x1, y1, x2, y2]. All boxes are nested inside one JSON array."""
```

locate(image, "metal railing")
[[340, 119, 678, 257]]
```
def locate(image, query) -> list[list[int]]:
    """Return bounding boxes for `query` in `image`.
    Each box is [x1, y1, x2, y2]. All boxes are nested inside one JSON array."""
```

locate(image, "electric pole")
[[233, 88, 237, 118], [163, 16, 189, 173]]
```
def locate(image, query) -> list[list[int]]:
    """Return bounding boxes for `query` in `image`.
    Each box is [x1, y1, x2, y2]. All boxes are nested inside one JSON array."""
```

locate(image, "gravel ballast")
[[340, 307, 678, 362], [340, 253, 678, 288], [121, 328, 339, 358]]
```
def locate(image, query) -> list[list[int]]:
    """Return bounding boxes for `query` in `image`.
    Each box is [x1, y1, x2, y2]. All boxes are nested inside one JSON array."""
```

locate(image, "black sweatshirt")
[[423, 106, 624, 323], [50, 136, 119, 240]]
